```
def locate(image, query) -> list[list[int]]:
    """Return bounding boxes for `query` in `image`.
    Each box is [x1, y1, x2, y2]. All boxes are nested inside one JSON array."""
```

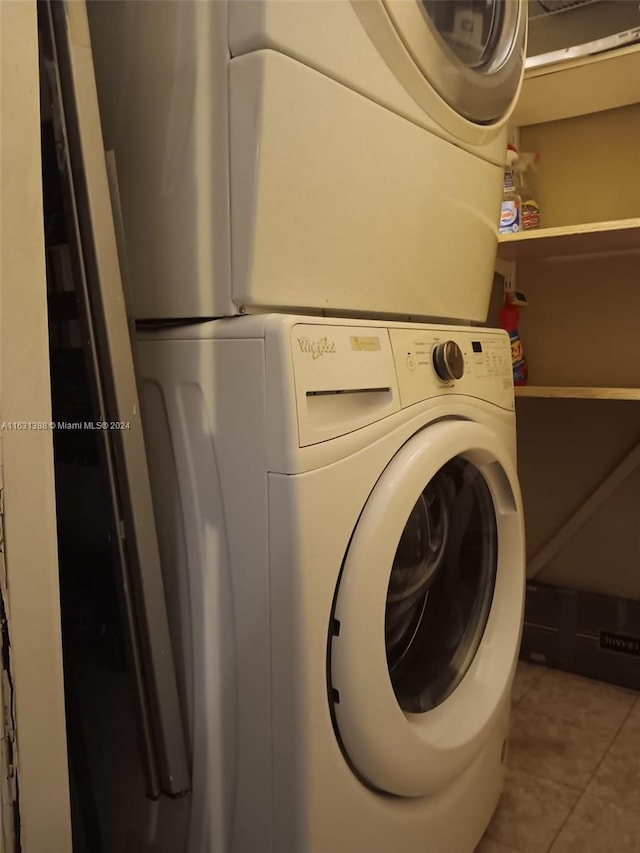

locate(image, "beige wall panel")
[[519, 104, 640, 228], [516, 253, 640, 387], [487, 253, 640, 600], [535, 469, 640, 601], [0, 1, 72, 850], [516, 398, 640, 569], [519, 398, 640, 601]]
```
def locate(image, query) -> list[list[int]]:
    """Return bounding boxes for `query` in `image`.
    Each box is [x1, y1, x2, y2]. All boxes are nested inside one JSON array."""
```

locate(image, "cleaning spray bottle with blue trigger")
[[499, 144, 521, 234], [500, 290, 528, 386]]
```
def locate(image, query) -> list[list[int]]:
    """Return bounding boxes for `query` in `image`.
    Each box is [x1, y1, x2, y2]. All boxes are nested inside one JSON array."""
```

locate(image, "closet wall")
[[489, 80, 640, 600]]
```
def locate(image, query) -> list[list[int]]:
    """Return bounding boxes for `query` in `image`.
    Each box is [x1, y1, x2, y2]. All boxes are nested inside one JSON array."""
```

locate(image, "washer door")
[[329, 420, 524, 797], [364, 0, 526, 124]]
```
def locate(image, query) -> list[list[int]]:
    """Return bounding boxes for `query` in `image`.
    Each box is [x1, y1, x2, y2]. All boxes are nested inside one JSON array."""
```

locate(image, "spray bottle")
[[500, 290, 528, 386], [515, 152, 540, 230], [499, 144, 521, 234]]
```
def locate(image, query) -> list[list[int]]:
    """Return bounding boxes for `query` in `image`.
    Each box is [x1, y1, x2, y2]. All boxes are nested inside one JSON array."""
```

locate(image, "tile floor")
[[476, 662, 640, 853]]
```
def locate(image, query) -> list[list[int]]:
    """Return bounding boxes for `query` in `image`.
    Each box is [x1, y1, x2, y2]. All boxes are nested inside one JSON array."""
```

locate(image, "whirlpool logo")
[[296, 336, 337, 359]]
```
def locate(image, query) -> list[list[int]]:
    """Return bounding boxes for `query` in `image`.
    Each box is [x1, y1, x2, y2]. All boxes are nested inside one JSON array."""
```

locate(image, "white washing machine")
[[87, 1, 526, 324], [103, 314, 526, 853]]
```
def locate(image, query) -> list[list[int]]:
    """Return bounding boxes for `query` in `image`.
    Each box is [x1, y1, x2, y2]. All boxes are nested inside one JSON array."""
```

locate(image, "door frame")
[[0, 1, 72, 849]]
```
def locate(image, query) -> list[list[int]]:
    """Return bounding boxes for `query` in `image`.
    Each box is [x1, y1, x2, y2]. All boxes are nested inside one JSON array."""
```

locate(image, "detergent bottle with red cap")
[[500, 291, 528, 385]]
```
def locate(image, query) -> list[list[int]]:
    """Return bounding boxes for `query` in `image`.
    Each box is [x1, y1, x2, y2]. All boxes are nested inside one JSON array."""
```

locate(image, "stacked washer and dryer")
[[86, 2, 528, 852]]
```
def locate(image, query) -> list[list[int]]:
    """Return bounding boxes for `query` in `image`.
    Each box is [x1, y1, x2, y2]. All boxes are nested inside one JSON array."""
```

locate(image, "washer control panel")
[[389, 328, 513, 410]]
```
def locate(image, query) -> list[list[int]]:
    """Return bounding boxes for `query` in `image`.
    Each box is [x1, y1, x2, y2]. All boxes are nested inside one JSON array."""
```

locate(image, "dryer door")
[[329, 419, 524, 797], [370, 0, 526, 124]]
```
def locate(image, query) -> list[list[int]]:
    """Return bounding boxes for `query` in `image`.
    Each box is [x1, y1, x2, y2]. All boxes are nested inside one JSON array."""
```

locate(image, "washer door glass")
[[421, 0, 506, 69], [386, 456, 497, 714]]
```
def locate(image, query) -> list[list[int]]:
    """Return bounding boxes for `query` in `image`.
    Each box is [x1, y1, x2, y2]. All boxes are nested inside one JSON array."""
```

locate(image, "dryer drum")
[[421, 0, 507, 69], [384, 457, 498, 714]]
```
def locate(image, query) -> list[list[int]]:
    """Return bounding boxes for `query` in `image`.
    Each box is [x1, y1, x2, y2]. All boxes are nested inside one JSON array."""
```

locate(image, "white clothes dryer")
[[87, 1, 526, 324], [109, 314, 526, 853]]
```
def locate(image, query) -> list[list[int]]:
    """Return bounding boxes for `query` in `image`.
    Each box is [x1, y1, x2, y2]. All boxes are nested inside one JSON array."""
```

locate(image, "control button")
[[406, 356, 416, 372], [433, 341, 465, 382]]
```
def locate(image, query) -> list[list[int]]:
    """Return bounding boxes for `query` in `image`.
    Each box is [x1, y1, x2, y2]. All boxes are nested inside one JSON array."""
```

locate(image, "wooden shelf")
[[513, 43, 640, 127], [515, 386, 640, 401], [496, 218, 640, 262]]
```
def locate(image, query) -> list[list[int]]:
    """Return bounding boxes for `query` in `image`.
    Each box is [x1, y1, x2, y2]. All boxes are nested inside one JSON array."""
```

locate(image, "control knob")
[[433, 341, 464, 382]]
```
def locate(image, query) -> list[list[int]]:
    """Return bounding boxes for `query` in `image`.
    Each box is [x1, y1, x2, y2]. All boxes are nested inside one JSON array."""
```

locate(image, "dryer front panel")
[[230, 0, 526, 152], [329, 419, 525, 797], [380, 0, 527, 123]]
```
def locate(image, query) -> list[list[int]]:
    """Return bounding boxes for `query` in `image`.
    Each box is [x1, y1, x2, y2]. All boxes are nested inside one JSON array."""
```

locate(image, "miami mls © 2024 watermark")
[[0, 421, 131, 431]]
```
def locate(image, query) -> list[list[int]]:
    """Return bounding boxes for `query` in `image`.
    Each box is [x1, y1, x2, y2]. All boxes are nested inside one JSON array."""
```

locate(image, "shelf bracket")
[[495, 257, 516, 294]]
